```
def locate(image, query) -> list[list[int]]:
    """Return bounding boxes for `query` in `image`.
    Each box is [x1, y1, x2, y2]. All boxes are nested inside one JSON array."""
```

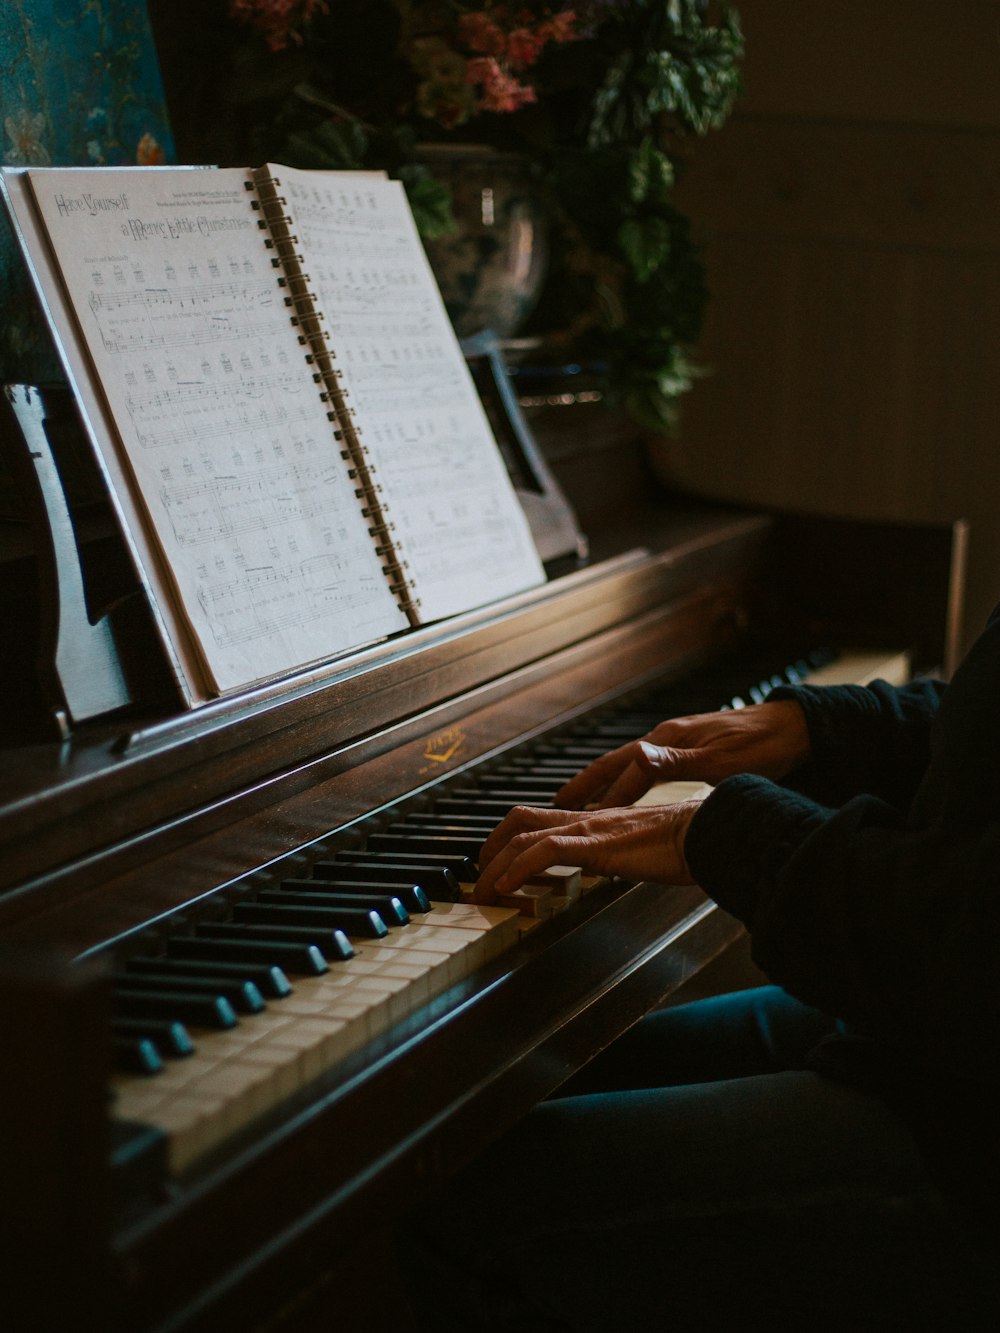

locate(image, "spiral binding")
[[248, 168, 418, 623]]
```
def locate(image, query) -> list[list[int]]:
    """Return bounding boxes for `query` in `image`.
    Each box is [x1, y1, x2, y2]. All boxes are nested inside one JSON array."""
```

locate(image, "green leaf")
[[618, 215, 672, 284], [627, 138, 674, 207], [401, 172, 456, 240]]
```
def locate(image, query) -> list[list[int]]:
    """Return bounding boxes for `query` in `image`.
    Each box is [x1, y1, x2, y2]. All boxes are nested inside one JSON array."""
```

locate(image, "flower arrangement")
[[227, 1, 744, 433]]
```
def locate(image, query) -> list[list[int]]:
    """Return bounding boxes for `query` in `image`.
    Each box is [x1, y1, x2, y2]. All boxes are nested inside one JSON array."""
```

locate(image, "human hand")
[[555, 699, 810, 810], [473, 799, 703, 904]]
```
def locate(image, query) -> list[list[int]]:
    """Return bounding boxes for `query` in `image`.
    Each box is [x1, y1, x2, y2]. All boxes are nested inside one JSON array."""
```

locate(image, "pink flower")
[[465, 57, 537, 114]]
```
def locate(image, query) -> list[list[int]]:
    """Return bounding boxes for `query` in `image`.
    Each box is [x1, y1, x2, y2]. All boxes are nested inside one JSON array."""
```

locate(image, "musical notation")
[[280, 167, 543, 622], [28, 166, 410, 691]]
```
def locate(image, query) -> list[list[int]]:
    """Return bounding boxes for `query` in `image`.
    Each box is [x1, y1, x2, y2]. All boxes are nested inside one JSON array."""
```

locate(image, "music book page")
[[272, 164, 545, 622], [13, 162, 546, 700], [25, 166, 410, 693]]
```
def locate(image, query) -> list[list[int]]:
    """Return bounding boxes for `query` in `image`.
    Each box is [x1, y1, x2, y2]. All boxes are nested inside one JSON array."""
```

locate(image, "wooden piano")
[[0, 379, 966, 1332]]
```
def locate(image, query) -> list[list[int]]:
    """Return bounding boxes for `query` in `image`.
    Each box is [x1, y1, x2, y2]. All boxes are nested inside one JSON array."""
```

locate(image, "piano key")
[[367, 831, 488, 861], [169, 933, 333, 974], [482, 767, 576, 783], [112, 906, 520, 1174], [113, 971, 267, 1015], [285, 875, 432, 915], [267, 885, 410, 926], [395, 812, 497, 829], [386, 820, 494, 841], [427, 798, 531, 820], [232, 900, 389, 938], [126, 955, 293, 999], [113, 1035, 163, 1075], [444, 787, 555, 805], [112, 1016, 196, 1058], [500, 757, 588, 772], [311, 858, 461, 903], [333, 849, 479, 883], [192, 921, 354, 962], [113, 988, 239, 1030]]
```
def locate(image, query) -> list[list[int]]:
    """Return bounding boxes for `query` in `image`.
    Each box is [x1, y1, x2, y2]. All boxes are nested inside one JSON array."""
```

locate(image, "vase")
[[418, 145, 548, 341]]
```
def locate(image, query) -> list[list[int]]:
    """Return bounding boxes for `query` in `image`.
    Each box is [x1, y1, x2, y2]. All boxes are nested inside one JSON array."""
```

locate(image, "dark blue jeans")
[[399, 986, 997, 1331]]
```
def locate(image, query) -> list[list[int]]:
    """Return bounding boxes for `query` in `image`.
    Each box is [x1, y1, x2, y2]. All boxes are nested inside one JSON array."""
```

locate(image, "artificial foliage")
[[228, 1, 744, 433]]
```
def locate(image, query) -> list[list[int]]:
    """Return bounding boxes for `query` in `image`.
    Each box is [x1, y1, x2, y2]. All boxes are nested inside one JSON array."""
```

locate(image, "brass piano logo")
[[422, 726, 465, 767]]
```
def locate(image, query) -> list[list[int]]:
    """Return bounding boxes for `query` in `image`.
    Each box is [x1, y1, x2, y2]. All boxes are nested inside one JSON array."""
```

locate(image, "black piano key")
[[292, 874, 431, 915], [367, 831, 485, 860], [429, 798, 530, 819], [111, 1016, 196, 1058], [395, 813, 497, 830], [501, 758, 585, 772], [113, 971, 266, 1015], [113, 988, 238, 1030], [445, 786, 554, 805], [477, 773, 567, 791], [386, 810, 498, 831], [126, 955, 293, 999], [333, 849, 479, 882], [312, 859, 461, 903], [233, 900, 389, 939], [192, 922, 354, 963], [169, 933, 334, 974], [266, 886, 410, 927], [113, 1035, 163, 1075], [533, 743, 611, 760]]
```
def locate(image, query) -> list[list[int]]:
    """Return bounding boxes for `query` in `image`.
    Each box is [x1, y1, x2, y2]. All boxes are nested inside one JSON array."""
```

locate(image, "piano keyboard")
[[109, 645, 908, 1180]]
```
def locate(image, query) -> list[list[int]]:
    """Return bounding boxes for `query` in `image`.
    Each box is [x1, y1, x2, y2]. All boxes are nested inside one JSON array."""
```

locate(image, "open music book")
[[1, 164, 545, 700]]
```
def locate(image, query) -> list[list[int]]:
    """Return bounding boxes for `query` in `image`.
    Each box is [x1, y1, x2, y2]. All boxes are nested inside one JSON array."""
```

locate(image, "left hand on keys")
[[473, 799, 705, 904]]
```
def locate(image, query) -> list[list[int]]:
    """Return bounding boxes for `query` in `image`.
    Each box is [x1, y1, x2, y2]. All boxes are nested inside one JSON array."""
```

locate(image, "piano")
[[0, 379, 966, 1332]]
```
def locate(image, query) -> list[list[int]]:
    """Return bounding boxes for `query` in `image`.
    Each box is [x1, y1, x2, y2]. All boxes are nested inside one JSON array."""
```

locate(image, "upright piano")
[[0, 382, 965, 1332]]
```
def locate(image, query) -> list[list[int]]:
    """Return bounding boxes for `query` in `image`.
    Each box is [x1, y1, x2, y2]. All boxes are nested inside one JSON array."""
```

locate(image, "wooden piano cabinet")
[[0, 491, 966, 1333]]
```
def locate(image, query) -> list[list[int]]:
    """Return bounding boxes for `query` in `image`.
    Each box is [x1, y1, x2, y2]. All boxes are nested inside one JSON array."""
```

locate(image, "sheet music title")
[[52, 193, 252, 240]]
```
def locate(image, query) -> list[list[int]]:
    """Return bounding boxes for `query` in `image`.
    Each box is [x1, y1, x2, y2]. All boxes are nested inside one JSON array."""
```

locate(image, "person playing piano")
[[401, 604, 1000, 1329]]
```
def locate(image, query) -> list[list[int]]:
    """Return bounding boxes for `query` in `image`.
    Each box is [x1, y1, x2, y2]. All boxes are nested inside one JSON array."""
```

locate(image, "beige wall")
[[667, 0, 1000, 646]]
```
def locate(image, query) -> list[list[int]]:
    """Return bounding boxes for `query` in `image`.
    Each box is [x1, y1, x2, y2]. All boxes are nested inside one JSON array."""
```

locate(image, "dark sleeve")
[[684, 776, 1000, 1080], [769, 677, 945, 809]]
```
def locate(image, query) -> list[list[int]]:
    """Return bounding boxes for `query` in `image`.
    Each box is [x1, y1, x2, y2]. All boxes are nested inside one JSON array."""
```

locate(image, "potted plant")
[[227, 1, 744, 433]]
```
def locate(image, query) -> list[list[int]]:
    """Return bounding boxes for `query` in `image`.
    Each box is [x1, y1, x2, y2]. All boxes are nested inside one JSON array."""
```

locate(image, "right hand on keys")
[[555, 700, 812, 810]]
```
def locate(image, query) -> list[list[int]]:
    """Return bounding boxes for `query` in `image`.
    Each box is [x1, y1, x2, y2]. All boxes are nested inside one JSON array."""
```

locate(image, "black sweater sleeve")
[[684, 776, 1000, 1081], [768, 677, 945, 810], [684, 604, 1000, 1085]]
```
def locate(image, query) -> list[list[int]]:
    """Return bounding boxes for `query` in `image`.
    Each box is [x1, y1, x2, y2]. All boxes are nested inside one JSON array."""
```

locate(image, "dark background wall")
[[668, 0, 1000, 646]]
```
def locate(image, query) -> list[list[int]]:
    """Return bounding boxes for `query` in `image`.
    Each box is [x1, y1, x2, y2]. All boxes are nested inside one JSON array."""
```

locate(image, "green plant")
[[228, 1, 744, 433]]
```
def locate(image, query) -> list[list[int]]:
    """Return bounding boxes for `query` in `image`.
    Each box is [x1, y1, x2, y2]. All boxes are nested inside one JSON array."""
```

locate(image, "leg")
[[556, 984, 844, 1096], [399, 1001, 997, 1331]]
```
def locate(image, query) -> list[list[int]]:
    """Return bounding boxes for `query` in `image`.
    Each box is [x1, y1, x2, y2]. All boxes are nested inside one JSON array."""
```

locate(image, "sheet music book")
[[0, 164, 544, 700]]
